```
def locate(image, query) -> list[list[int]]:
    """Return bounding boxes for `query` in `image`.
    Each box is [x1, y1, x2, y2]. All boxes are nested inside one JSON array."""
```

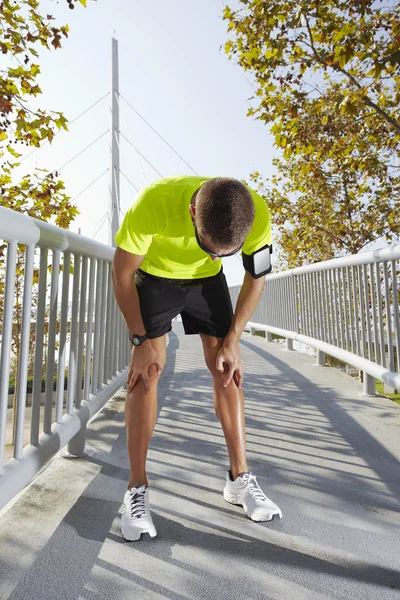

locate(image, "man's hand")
[[216, 340, 243, 389], [128, 341, 163, 394]]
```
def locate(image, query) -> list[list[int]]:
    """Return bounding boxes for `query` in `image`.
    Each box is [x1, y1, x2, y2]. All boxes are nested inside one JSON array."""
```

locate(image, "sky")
[[12, 0, 278, 286]]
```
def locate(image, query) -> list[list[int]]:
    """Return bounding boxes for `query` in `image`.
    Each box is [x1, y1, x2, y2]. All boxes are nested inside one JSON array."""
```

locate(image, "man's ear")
[[189, 205, 196, 218]]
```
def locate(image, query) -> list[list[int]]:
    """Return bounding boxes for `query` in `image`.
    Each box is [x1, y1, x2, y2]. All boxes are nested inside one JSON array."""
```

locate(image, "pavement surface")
[[1, 323, 400, 600]]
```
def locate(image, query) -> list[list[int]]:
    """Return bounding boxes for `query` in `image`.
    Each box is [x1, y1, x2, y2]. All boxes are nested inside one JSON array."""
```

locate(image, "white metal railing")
[[0, 207, 130, 510], [230, 245, 400, 395]]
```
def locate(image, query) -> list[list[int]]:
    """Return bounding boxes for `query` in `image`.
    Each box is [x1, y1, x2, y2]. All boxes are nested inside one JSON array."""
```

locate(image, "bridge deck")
[[1, 324, 399, 600]]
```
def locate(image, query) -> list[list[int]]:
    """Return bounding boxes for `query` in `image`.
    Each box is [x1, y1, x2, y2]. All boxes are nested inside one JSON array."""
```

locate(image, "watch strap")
[[129, 332, 149, 346]]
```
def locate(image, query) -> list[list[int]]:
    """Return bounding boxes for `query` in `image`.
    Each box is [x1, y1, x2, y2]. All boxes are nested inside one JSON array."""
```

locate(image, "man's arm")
[[225, 271, 266, 345], [112, 246, 146, 336], [216, 271, 266, 389]]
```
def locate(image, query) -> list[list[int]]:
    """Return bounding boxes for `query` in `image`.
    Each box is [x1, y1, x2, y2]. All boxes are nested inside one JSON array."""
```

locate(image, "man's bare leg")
[[125, 334, 167, 488], [200, 333, 248, 480], [200, 333, 282, 522]]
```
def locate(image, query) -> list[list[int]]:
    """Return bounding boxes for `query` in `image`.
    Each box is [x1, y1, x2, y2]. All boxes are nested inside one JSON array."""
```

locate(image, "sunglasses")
[[194, 226, 244, 258]]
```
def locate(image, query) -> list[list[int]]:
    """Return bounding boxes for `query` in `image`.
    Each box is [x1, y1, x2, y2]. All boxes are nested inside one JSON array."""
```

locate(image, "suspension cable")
[[119, 132, 163, 178], [21, 93, 110, 163], [55, 130, 109, 174], [86, 210, 108, 237], [113, 129, 136, 207], [115, 92, 148, 185], [91, 212, 109, 240], [19, 130, 109, 198], [120, 94, 199, 175], [120, 170, 139, 193], [70, 169, 109, 203]]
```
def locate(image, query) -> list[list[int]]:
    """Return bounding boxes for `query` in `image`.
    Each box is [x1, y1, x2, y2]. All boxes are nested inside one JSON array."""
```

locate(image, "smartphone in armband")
[[242, 243, 273, 279]]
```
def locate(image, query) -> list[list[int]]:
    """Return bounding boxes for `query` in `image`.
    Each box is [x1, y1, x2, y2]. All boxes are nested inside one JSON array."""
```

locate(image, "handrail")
[[0, 207, 129, 510], [230, 244, 400, 395], [245, 323, 400, 391], [0, 206, 114, 260], [265, 245, 400, 280]]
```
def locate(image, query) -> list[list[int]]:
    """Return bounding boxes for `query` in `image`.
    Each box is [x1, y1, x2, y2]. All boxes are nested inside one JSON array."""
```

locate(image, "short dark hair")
[[196, 177, 255, 247]]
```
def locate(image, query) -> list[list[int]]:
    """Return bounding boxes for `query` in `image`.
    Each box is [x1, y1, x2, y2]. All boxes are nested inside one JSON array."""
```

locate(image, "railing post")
[[316, 350, 325, 366], [362, 372, 376, 396], [65, 426, 88, 458], [250, 327, 256, 336], [286, 338, 294, 351], [266, 331, 273, 342]]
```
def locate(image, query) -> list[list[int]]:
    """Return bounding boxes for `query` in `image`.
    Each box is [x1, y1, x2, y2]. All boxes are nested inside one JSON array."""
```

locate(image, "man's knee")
[[126, 361, 165, 398], [148, 362, 163, 378], [201, 334, 226, 380], [204, 352, 218, 376], [205, 356, 228, 386]]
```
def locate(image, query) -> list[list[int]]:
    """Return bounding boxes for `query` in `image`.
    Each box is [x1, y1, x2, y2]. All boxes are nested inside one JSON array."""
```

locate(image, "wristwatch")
[[129, 332, 149, 346]]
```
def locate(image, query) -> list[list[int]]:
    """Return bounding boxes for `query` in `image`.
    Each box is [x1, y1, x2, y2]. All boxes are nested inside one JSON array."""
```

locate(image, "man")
[[112, 175, 282, 542]]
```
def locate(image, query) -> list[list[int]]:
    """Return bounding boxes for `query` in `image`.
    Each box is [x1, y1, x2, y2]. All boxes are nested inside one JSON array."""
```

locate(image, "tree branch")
[[337, 65, 400, 134], [302, 12, 400, 134]]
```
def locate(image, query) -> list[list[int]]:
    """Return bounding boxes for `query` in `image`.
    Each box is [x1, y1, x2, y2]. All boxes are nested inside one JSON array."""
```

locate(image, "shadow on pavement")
[[3, 329, 400, 600]]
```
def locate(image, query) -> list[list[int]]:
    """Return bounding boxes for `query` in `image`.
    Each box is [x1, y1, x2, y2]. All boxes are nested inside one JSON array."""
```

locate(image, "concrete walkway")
[[1, 324, 400, 600]]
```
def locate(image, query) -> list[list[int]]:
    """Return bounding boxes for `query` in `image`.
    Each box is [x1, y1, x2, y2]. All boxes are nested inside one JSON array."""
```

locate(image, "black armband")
[[242, 243, 273, 279]]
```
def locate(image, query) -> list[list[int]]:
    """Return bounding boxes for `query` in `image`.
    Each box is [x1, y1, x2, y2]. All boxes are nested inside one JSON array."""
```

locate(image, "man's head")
[[190, 177, 255, 259]]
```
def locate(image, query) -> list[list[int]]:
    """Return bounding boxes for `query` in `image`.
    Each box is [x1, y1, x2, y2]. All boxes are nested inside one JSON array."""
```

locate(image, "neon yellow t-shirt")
[[114, 175, 272, 279]]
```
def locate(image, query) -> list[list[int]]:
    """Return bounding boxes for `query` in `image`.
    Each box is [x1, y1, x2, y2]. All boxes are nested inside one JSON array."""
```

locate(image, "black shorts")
[[135, 268, 234, 339]]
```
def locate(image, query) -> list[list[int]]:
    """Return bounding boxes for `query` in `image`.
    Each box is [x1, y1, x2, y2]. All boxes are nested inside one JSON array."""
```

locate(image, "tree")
[[223, 0, 400, 266], [1, 0, 92, 209], [223, 0, 400, 133], [249, 86, 400, 268], [0, 0, 88, 355], [1, 0, 90, 162], [0, 0, 89, 447]]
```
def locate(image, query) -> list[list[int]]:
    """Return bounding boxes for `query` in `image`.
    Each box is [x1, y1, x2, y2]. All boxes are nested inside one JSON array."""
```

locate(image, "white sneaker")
[[223, 471, 282, 522], [121, 484, 157, 541]]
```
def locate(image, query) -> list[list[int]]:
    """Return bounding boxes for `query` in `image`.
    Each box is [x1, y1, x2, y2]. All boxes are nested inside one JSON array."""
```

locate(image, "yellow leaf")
[[7, 144, 22, 158]]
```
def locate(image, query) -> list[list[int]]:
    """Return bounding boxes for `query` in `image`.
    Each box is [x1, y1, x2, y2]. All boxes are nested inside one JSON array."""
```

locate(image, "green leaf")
[[382, 49, 400, 67], [55, 115, 68, 131], [334, 23, 356, 42], [7, 144, 22, 158], [374, 62, 386, 81]]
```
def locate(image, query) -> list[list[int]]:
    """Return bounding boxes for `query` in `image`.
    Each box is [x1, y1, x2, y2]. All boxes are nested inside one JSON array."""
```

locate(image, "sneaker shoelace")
[[127, 486, 146, 519], [241, 473, 268, 502]]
